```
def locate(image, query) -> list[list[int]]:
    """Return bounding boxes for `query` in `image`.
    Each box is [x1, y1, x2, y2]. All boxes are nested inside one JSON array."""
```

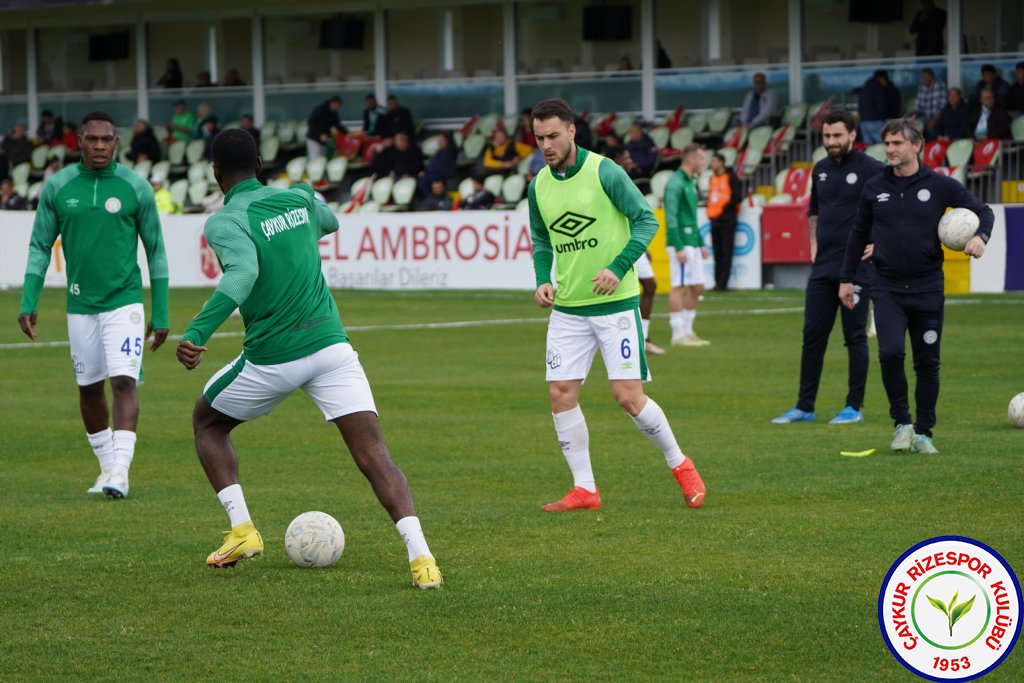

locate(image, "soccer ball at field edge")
[[1009, 393, 1024, 428], [285, 511, 346, 568], [937, 208, 980, 251]]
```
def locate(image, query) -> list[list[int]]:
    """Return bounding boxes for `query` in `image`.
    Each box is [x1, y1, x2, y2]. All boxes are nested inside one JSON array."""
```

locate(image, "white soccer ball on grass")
[[1008, 393, 1024, 429], [285, 511, 346, 568], [937, 208, 980, 251]]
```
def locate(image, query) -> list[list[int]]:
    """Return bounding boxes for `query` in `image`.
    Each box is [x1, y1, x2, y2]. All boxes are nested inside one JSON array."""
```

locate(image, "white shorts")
[[666, 246, 705, 287], [545, 309, 651, 382], [67, 303, 145, 386], [204, 342, 378, 422], [635, 252, 654, 280]]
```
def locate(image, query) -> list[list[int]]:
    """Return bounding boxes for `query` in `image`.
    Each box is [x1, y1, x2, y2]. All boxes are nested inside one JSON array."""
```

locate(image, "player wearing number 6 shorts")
[[528, 98, 705, 512], [17, 111, 170, 499]]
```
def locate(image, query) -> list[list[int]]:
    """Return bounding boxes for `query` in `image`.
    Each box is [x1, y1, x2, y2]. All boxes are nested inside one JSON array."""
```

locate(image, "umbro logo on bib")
[[549, 212, 596, 238]]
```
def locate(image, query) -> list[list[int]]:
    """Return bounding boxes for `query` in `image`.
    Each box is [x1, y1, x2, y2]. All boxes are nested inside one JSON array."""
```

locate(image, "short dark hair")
[[328, 96, 342, 104], [81, 111, 116, 128], [366, 93, 376, 101], [822, 107, 856, 132], [212, 128, 258, 174], [1016, 61, 1024, 71], [532, 98, 574, 125], [874, 69, 889, 80], [921, 67, 935, 77], [712, 152, 727, 164], [981, 64, 996, 74], [881, 117, 923, 145]]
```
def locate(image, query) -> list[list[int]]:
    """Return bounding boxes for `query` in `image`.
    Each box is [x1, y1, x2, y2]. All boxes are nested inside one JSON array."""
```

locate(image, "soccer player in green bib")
[[175, 130, 441, 588], [528, 99, 706, 511], [18, 111, 170, 500]]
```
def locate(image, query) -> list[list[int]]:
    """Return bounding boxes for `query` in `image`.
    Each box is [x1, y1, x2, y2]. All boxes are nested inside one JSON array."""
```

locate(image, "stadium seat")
[[767, 193, 792, 204], [48, 144, 66, 162], [945, 139, 973, 168], [737, 145, 764, 177], [326, 156, 348, 184], [971, 139, 1000, 168], [206, 163, 217, 185], [649, 169, 674, 200], [152, 125, 168, 142], [187, 161, 208, 183], [169, 178, 188, 208], [476, 113, 500, 137], [327, 201, 340, 212], [515, 197, 529, 211], [483, 174, 504, 196], [296, 121, 309, 142], [262, 121, 278, 138], [1012, 116, 1024, 143], [10, 162, 30, 187], [185, 139, 206, 165], [686, 112, 708, 134], [592, 112, 616, 137], [306, 156, 328, 184], [612, 118, 633, 138], [781, 166, 811, 197], [664, 106, 685, 133], [864, 143, 886, 163], [259, 136, 280, 165], [811, 145, 827, 164], [922, 140, 950, 169], [503, 113, 520, 136], [457, 176, 476, 201], [30, 145, 49, 176], [277, 121, 297, 145], [357, 200, 380, 213], [721, 126, 747, 150], [453, 114, 480, 147], [286, 156, 307, 183], [420, 134, 443, 158], [697, 168, 712, 193], [460, 133, 487, 166], [187, 180, 209, 206], [644, 193, 659, 209], [669, 127, 694, 150], [773, 169, 788, 194], [349, 176, 373, 203], [27, 181, 43, 204], [149, 160, 170, 180], [717, 146, 738, 168], [132, 159, 153, 180], [782, 102, 808, 130], [649, 126, 671, 149], [166, 140, 187, 169], [501, 173, 527, 205], [745, 125, 773, 155], [808, 98, 833, 131], [380, 177, 416, 211], [706, 107, 732, 135], [269, 177, 291, 189], [370, 176, 394, 205]]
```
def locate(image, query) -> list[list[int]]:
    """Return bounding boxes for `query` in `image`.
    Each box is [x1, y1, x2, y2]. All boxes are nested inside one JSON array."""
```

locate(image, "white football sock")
[[111, 430, 137, 472], [552, 406, 595, 492], [641, 318, 651, 340], [669, 311, 684, 337], [631, 398, 686, 469], [396, 516, 432, 561], [87, 428, 115, 473], [217, 484, 252, 527], [682, 309, 696, 336]]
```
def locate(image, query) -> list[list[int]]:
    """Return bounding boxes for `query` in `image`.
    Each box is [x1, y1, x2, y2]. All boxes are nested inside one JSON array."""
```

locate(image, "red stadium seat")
[[765, 124, 791, 154], [781, 166, 810, 197], [458, 115, 479, 138], [361, 136, 384, 163], [932, 166, 952, 176], [809, 97, 833, 132], [593, 112, 617, 137], [922, 140, 949, 169], [665, 106, 685, 133], [972, 139, 1000, 167], [337, 134, 363, 160], [721, 127, 744, 149]]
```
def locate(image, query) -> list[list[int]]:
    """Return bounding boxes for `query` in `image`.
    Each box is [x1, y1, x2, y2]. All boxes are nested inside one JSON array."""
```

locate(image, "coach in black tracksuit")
[[840, 118, 992, 453], [794, 110, 884, 422]]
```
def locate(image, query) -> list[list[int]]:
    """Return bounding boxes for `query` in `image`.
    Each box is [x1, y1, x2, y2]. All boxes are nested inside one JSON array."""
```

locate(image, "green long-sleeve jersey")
[[19, 161, 169, 328], [181, 179, 345, 365], [529, 147, 659, 315], [664, 168, 703, 249]]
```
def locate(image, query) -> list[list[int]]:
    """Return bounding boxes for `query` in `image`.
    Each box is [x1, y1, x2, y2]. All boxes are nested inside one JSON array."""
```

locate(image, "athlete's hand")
[[964, 236, 986, 259], [676, 249, 688, 264], [176, 339, 206, 370], [535, 283, 555, 308], [146, 323, 169, 351], [591, 268, 620, 296], [862, 243, 874, 261], [17, 312, 37, 341], [700, 246, 709, 260], [838, 282, 856, 311]]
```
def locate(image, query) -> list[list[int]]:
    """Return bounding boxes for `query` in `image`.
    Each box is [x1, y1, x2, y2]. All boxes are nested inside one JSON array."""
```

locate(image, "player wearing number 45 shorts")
[[528, 98, 705, 512], [18, 111, 170, 499]]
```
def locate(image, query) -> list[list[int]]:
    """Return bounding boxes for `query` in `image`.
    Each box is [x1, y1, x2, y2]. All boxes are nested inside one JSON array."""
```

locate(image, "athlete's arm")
[[662, 174, 684, 250], [839, 187, 874, 308], [17, 181, 61, 339], [528, 180, 554, 290], [290, 184, 339, 236], [945, 178, 994, 257], [136, 180, 170, 349], [808, 174, 819, 262], [598, 158, 659, 279], [180, 215, 259, 350]]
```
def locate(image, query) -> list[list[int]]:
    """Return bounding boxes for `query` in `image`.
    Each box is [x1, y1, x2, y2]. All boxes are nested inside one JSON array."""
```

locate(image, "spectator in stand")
[[482, 128, 523, 175], [573, 111, 593, 150], [966, 88, 1011, 141], [969, 64, 1009, 107], [157, 58, 183, 88], [199, 115, 220, 161], [706, 152, 743, 292], [0, 148, 8, 183], [379, 95, 415, 139], [306, 97, 347, 159], [127, 119, 162, 163], [417, 131, 457, 197], [168, 101, 195, 143], [516, 108, 537, 148], [362, 94, 387, 136], [740, 73, 778, 128], [193, 104, 214, 138], [934, 88, 970, 141], [1, 178, 27, 210], [43, 157, 62, 181], [2, 123, 33, 170], [625, 123, 658, 178], [239, 114, 261, 147], [913, 68, 946, 138], [415, 179, 452, 211], [858, 70, 901, 144], [196, 70, 215, 87], [1007, 61, 1024, 119], [222, 69, 245, 87], [372, 132, 423, 179], [909, 0, 946, 56], [610, 147, 639, 178], [596, 131, 625, 159], [618, 56, 634, 71], [36, 110, 64, 145], [525, 146, 546, 182], [60, 122, 79, 154], [458, 174, 495, 210], [150, 172, 179, 214]]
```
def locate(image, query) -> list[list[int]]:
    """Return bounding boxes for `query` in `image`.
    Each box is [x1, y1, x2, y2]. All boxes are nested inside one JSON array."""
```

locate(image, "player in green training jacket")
[[175, 129, 441, 588], [528, 98, 706, 512], [17, 111, 170, 500]]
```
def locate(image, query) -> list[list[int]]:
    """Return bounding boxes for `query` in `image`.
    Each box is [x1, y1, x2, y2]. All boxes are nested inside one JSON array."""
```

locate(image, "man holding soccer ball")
[[839, 118, 993, 454]]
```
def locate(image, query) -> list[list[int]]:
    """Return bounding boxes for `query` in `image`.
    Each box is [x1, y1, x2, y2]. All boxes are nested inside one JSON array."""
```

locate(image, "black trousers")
[[872, 288, 944, 437], [796, 276, 870, 413], [710, 218, 736, 290]]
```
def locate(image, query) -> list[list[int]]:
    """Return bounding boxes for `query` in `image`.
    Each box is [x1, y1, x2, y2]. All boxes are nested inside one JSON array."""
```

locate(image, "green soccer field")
[[1, 287, 1021, 681]]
